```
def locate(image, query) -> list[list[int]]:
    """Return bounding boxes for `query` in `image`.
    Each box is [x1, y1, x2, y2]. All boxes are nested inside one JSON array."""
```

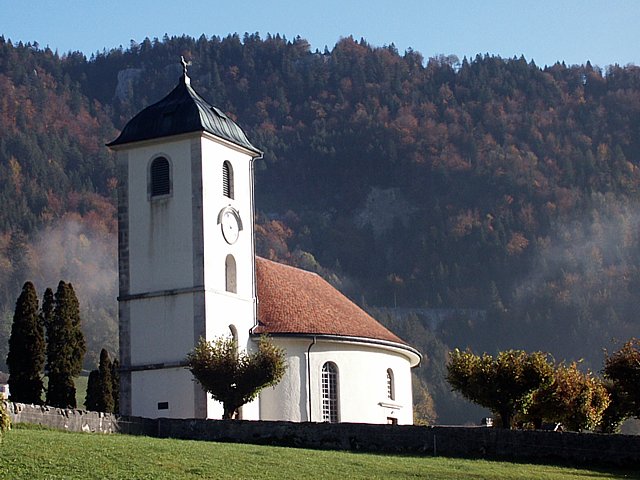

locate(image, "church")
[[107, 61, 421, 425]]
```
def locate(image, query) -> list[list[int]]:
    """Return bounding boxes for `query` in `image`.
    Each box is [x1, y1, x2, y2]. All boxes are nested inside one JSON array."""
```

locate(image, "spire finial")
[[180, 56, 192, 83]]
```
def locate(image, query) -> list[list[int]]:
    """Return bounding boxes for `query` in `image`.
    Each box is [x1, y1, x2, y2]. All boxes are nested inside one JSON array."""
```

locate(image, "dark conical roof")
[[107, 73, 261, 155]]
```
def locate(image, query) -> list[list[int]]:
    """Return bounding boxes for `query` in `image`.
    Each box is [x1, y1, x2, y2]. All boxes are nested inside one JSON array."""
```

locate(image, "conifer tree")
[[41, 288, 54, 330], [84, 349, 116, 413], [84, 370, 101, 411], [97, 349, 114, 413], [45, 281, 86, 408], [111, 358, 120, 414], [6, 281, 45, 404]]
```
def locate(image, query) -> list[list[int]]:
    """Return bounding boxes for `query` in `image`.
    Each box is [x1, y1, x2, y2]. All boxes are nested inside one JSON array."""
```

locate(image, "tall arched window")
[[150, 156, 171, 197], [386, 368, 395, 401], [222, 161, 234, 199], [225, 254, 237, 293], [321, 362, 339, 423], [228, 324, 238, 343]]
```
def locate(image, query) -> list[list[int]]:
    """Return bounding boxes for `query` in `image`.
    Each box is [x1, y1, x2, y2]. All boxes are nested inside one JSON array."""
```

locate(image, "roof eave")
[[107, 129, 263, 158], [250, 331, 422, 367]]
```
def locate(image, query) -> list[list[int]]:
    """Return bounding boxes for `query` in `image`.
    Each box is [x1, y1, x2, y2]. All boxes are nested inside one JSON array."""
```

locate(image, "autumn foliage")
[[3, 34, 640, 423]]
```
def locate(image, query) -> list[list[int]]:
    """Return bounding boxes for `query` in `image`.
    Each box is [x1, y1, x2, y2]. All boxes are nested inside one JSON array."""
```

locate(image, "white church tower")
[[108, 60, 262, 419]]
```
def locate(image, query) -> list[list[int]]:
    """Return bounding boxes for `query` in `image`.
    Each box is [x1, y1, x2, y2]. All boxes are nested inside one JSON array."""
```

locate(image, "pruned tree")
[[187, 335, 286, 419], [603, 338, 640, 428], [6, 282, 45, 404], [598, 379, 630, 433], [527, 362, 610, 431], [45, 281, 86, 408], [446, 348, 554, 428]]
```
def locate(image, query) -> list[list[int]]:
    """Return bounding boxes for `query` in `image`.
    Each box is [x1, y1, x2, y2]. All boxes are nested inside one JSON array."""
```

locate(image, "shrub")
[[0, 401, 11, 439]]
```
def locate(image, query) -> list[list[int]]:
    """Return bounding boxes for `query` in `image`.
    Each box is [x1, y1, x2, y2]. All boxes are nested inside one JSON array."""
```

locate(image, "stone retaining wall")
[[4, 401, 639, 467], [4, 402, 119, 433]]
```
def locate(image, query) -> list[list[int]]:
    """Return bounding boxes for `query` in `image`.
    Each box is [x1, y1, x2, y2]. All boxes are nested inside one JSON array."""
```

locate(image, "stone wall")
[[5, 401, 640, 467], [4, 402, 119, 434]]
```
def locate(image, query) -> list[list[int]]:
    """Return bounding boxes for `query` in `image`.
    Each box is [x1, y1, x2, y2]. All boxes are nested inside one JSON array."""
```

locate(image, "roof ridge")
[[256, 256, 322, 278]]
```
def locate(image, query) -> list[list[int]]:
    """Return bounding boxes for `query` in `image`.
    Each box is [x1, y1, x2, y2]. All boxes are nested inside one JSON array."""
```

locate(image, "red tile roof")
[[254, 257, 410, 347]]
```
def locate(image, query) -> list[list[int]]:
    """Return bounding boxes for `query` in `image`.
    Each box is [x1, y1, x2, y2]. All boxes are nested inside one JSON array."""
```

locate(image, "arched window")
[[149, 156, 171, 197], [222, 161, 234, 199], [386, 368, 395, 401], [225, 254, 237, 293], [229, 324, 238, 343], [321, 362, 339, 423]]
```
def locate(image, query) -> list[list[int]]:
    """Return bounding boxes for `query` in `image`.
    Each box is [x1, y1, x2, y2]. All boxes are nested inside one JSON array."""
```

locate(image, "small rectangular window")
[[157, 401, 169, 410], [387, 417, 398, 425]]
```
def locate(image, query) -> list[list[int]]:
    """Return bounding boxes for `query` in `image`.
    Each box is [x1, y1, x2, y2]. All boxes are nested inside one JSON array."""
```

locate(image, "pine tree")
[[6, 281, 45, 404], [45, 281, 86, 408]]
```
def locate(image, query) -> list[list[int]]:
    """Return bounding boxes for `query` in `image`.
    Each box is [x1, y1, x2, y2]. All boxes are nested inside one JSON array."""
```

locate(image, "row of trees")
[[446, 339, 640, 431], [6, 281, 86, 408]]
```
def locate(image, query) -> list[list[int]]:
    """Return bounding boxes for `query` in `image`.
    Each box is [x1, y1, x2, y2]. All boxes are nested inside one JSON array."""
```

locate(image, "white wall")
[[259, 337, 415, 425], [129, 296, 194, 365], [123, 134, 259, 420], [199, 136, 259, 420], [131, 368, 195, 419], [200, 138, 256, 300], [127, 139, 194, 294]]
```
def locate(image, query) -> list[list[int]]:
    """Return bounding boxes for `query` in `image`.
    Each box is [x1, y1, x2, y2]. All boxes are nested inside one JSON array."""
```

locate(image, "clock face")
[[221, 210, 240, 244]]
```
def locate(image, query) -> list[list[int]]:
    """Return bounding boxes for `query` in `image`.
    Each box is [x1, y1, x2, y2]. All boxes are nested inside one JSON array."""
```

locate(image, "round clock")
[[220, 208, 241, 244]]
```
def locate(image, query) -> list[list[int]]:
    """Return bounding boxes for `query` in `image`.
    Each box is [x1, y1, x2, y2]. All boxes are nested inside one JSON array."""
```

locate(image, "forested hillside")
[[1, 33, 639, 422]]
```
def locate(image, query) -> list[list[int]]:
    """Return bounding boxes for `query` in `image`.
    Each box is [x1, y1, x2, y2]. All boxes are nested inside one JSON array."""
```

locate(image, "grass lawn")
[[41, 375, 89, 409], [1, 426, 638, 480]]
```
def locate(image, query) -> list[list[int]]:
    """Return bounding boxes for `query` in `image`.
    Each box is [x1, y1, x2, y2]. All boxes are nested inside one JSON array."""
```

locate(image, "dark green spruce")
[[85, 349, 117, 413], [6, 281, 45, 404], [45, 281, 87, 408]]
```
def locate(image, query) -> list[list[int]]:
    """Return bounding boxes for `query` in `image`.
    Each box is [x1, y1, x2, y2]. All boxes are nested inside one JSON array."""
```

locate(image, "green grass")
[[41, 375, 89, 409], [1, 427, 638, 480], [74, 374, 88, 408]]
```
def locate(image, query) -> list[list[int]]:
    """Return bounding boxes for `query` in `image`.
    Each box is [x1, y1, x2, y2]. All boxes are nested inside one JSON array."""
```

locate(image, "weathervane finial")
[[180, 56, 192, 85], [181, 55, 190, 75]]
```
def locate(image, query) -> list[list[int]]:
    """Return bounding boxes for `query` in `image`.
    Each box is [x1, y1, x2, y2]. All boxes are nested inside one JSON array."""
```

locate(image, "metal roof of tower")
[[107, 59, 261, 155]]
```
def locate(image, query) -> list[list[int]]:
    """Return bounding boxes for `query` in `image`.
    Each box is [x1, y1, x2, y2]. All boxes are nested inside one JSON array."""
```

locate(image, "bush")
[[0, 402, 11, 439]]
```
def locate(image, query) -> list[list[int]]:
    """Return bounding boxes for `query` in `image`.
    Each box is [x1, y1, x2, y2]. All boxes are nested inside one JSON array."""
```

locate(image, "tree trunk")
[[222, 405, 234, 420], [499, 410, 512, 429], [222, 404, 240, 420]]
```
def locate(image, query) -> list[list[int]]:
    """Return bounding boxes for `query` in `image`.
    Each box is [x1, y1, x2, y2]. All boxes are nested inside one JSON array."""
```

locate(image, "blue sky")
[[2, 0, 639, 68]]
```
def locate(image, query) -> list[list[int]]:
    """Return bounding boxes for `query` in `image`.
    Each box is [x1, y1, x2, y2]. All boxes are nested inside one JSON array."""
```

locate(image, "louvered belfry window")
[[150, 157, 171, 197], [321, 362, 339, 423], [222, 161, 234, 199]]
